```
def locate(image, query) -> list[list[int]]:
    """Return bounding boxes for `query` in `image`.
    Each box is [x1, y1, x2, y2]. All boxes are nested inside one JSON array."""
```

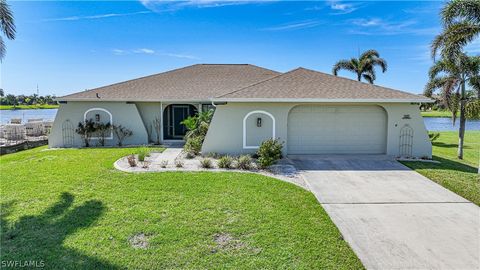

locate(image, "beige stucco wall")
[[49, 101, 203, 147], [202, 102, 432, 158], [49, 101, 149, 147]]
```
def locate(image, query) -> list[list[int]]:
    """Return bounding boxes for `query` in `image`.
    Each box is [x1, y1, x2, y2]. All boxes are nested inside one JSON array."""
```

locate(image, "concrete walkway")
[[291, 155, 480, 270]]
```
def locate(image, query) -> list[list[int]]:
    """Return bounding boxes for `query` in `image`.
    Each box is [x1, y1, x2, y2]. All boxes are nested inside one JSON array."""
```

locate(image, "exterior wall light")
[[95, 114, 101, 122], [257, 117, 262, 127]]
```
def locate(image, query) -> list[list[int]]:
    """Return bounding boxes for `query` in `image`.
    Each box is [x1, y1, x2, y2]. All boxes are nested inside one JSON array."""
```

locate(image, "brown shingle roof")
[[59, 64, 280, 101], [215, 67, 431, 102]]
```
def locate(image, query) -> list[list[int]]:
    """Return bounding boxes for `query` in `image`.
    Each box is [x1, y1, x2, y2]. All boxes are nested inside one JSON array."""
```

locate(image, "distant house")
[[50, 64, 432, 157]]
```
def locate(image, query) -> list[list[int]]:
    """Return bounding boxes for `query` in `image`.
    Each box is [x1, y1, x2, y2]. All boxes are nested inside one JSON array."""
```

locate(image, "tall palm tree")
[[332, 49, 387, 84], [424, 54, 480, 159], [431, 0, 480, 59], [0, 0, 15, 60]]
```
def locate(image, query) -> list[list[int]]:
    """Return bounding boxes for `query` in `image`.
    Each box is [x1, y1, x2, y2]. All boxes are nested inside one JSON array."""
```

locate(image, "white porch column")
[[160, 102, 164, 144]]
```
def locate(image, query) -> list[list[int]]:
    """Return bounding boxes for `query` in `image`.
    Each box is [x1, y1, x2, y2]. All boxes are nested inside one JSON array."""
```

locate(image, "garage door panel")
[[288, 105, 387, 154]]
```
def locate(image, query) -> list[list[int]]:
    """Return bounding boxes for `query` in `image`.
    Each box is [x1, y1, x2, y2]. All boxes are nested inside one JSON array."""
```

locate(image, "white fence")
[[0, 119, 54, 147]]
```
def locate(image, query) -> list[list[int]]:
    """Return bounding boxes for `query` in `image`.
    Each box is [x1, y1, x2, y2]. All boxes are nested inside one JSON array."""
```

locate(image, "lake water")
[[1, 109, 479, 131], [423, 117, 480, 131], [1, 109, 58, 124]]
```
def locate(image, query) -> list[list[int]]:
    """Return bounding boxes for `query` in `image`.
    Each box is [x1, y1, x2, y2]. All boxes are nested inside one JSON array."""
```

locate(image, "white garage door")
[[288, 105, 387, 154]]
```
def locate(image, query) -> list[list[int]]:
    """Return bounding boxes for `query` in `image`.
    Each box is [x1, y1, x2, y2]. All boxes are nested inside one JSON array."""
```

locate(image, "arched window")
[[243, 110, 275, 149], [84, 108, 113, 139]]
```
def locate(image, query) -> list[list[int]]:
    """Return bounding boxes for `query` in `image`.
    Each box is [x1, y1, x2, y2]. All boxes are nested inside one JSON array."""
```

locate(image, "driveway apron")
[[290, 155, 480, 270]]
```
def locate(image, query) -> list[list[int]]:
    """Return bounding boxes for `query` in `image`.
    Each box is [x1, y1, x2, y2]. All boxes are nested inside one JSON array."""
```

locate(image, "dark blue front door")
[[164, 104, 197, 140]]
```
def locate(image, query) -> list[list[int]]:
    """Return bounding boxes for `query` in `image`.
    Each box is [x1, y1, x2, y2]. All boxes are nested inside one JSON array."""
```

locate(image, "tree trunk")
[[457, 100, 466, 159], [457, 81, 466, 159], [357, 73, 361, 82]]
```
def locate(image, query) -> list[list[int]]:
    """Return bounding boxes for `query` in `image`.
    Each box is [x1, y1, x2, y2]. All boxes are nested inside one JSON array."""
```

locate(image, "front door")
[[164, 104, 197, 140]]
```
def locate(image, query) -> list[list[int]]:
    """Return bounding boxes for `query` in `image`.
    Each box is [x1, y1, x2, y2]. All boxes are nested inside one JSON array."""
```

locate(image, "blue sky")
[[1, 0, 479, 96]]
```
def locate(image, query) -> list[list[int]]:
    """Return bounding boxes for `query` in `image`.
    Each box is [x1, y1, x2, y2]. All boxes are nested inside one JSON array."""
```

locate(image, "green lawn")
[[0, 104, 59, 110], [0, 147, 362, 269], [420, 110, 455, 117], [402, 131, 480, 205]]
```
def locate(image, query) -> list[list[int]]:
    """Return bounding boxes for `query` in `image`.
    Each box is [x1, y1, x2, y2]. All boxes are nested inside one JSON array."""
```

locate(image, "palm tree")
[[332, 49, 387, 84], [431, 0, 480, 59], [0, 0, 15, 60], [424, 54, 480, 159]]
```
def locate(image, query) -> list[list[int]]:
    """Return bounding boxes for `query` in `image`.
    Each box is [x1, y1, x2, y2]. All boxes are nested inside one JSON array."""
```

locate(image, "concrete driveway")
[[290, 155, 480, 270]]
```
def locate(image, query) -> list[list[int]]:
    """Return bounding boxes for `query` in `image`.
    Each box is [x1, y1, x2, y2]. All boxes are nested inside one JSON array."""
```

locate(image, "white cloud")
[[304, 5, 323, 11], [328, 1, 359, 15], [159, 53, 200, 60], [112, 49, 127, 55], [133, 48, 156, 54], [140, 0, 273, 12], [112, 48, 199, 59], [42, 11, 151, 22], [348, 18, 439, 36], [350, 18, 382, 27], [261, 20, 321, 31]]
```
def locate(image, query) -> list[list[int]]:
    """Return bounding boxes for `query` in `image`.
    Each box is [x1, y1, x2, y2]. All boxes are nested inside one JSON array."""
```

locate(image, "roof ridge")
[[215, 67, 302, 98], [298, 67, 422, 97], [60, 64, 201, 99]]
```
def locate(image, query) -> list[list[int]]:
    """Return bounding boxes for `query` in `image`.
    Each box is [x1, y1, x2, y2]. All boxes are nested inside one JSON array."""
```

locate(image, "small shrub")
[[175, 159, 184, 168], [94, 122, 112, 146], [184, 136, 203, 156], [138, 147, 151, 162], [75, 119, 96, 147], [428, 132, 440, 142], [160, 160, 168, 168], [127, 155, 137, 167], [236, 155, 253, 170], [204, 152, 220, 159], [217, 155, 233, 169], [257, 138, 283, 168], [185, 151, 196, 159], [200, 158, 213, 169], [113, 125, 133, 146], [141, 161, 150, 169]]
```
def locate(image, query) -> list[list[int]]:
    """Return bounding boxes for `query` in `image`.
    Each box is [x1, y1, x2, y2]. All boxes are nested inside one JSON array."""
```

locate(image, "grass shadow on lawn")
[[402, 156, 479, 205], [1, 193, 118, 269], [432, 142, 473, 149], [403, 155, 477, 173]]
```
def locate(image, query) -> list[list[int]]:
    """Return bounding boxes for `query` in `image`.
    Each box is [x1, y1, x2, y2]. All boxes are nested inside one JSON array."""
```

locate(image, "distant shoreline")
[[0, 105, 59, 110], [420, 110, 455, 118]]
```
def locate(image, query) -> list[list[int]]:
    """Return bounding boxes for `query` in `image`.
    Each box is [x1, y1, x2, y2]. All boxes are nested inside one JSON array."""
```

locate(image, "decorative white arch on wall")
[[243, 110, 275, 149], [84, 108, 113, 139]]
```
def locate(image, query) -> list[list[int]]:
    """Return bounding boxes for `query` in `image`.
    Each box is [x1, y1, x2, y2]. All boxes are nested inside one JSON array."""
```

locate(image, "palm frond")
[[0, 36, 4, 60], [469, 75, 480, 98], [432, 22, 480, 60], [0, 0, 15, 39], [362, 73, 374, 84], [465, 99, 480, 119], [424, 76, 451, 96], [442, 0, 480, 25], [428, 59, 454, 79], [370, 57, 387, 73], [332, 59, 356, 76], [359, 49, 380, 61]]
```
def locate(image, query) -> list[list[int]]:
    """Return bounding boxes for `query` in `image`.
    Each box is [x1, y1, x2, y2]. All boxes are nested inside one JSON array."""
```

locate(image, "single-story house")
[[50, 64, 433, 157]]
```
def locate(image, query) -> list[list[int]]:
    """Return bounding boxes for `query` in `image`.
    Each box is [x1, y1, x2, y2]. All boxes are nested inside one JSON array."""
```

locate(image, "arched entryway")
[[163, 104, 198, 140]]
